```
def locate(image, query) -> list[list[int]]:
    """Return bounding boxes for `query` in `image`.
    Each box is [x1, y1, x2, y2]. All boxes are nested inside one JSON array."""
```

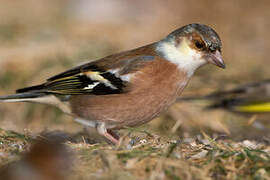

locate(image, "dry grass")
[[1, 128, 270, 179]]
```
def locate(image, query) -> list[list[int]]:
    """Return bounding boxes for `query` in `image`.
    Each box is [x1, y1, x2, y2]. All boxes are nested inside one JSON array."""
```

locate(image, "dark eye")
[[195, 41, 205, 49]]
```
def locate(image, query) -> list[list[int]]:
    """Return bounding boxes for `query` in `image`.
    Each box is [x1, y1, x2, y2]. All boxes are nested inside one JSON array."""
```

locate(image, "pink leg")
[[97, 123, 119, 145], [103, 132, 119, 145], [107, 129, 119, 140]]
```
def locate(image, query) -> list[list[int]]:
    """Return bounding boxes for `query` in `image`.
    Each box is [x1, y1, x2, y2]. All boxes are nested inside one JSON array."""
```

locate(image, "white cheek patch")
[[157, 38, 207, 77]]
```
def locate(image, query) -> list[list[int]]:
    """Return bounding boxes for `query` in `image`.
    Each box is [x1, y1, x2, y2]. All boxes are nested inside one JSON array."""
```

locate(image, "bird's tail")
[[0, 91, 71, 114], [0, 92, 47, 103], [0, 84, 71, 114], [0, 82, 49, 103]]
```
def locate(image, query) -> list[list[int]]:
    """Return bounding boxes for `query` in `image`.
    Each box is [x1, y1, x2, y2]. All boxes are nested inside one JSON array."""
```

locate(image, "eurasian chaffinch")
[[0, 23, 225, 144]]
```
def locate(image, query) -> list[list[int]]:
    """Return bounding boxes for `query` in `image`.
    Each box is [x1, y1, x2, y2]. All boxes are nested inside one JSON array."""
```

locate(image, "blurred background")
[[0, 0, 270, 140]]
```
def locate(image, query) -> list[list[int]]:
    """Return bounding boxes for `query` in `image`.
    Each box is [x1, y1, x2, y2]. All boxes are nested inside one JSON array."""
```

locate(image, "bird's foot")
[[97, 123, 119, 145]]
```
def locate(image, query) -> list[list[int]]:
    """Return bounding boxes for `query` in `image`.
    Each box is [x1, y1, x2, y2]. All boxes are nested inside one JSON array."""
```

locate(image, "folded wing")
[[16, 55, 155, 95]]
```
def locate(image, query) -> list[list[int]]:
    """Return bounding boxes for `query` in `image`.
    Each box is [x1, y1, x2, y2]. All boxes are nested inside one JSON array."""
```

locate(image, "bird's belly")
[[70, 89, 181, 129]]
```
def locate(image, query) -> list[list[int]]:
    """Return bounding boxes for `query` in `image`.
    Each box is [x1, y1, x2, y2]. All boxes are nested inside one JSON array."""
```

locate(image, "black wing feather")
[[16, 55, 155, 95], [48, 64, 102, 81]]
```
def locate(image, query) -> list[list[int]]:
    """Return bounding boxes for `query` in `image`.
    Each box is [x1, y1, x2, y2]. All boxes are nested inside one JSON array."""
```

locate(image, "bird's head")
[[157, 23, 225, 77]]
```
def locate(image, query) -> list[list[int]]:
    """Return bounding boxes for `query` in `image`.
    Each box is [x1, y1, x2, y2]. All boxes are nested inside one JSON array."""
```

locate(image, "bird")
[[180, 79, 270, 113], [0, 23, 225, 144]]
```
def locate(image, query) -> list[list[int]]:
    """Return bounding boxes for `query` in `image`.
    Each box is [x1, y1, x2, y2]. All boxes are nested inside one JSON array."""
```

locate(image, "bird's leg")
[[107, 129, 119, 140], [96, 123, 119, 145]]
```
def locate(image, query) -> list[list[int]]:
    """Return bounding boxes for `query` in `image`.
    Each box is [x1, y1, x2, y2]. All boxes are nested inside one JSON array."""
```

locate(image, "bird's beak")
[[205, 51, 226, 69]]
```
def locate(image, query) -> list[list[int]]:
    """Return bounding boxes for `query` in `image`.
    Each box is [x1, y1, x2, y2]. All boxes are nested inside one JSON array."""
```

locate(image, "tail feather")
[[0, 92, 46, 102], [0, 84, 72, 113]]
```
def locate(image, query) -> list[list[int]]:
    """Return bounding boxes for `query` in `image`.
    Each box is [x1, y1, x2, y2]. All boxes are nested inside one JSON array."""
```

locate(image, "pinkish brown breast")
[[70, 58, 189, 129]]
